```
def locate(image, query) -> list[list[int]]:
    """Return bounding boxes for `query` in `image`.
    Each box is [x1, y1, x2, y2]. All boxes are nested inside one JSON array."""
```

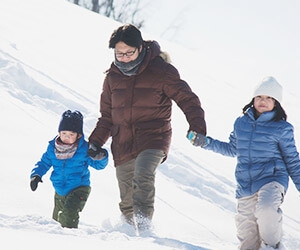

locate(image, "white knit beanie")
[[253, 76, 282, 102]]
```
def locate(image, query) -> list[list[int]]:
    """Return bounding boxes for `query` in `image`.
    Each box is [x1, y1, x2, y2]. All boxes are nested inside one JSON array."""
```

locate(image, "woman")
[[88, 24, 206, 233]]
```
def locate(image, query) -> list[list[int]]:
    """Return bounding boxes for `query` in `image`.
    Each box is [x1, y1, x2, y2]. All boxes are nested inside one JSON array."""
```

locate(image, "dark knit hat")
[[58, 110, 83, 134]]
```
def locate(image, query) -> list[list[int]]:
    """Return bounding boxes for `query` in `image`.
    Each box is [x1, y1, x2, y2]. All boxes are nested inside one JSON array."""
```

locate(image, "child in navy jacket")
[[30, 110, 108, 228]]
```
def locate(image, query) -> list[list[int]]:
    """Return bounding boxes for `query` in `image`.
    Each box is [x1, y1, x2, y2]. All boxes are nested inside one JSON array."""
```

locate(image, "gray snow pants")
[[235, 181, 285, 250], [116, 149, 165, 225]]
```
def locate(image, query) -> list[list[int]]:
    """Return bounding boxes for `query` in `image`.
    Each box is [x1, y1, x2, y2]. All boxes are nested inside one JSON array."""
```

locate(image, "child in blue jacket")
[[188, 77, 300, 250], [30, 110, 108, 228]]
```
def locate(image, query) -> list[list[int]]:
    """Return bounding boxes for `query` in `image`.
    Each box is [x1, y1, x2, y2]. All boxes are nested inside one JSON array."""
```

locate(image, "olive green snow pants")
[[52, 186, 91, 228], [116, 149, 165, 226]]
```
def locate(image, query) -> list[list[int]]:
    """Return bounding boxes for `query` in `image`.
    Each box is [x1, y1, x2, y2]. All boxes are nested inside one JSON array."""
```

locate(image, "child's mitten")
[[30, 175, 42, 191], [187, 131, 208, 147], [87, 143, 107, 160]]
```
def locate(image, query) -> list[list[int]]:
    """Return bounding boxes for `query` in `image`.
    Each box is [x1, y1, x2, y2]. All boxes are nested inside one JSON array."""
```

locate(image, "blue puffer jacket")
[[204, 108, 300, 198], [31, 135, 108, 196]]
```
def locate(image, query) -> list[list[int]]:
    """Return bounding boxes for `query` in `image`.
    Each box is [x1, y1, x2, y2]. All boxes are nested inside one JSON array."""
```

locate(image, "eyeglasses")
[[115, 48, 137, 58]]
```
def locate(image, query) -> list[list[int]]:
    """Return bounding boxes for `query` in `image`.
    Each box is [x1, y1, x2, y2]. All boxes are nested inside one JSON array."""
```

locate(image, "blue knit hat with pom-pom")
[[58, 110, 83, 134]]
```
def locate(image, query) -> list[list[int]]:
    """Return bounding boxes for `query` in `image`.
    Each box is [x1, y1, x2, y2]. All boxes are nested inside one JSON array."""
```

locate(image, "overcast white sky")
[[139, 0, 300, 95]]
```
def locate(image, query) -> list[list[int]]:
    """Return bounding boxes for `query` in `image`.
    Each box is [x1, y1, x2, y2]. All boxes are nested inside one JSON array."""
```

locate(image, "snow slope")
[[0, 0, 300, 249]]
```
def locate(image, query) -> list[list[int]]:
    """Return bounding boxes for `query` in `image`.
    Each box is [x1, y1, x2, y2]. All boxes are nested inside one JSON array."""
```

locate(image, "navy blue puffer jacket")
[[204, 108, 300, 198], [31, 135, 108, 196]]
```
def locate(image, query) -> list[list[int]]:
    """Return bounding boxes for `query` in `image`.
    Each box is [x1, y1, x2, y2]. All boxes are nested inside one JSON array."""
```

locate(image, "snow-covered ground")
[[0, 0, 299, 249]]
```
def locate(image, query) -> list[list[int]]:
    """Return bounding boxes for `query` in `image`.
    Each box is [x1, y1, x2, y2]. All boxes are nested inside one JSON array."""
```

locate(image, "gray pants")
[[116, 149, 165, 225], [235, 181, 284, 250]]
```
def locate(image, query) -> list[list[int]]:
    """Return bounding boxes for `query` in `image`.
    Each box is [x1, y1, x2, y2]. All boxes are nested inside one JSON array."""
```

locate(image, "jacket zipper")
[[130, 77, 137, 151], [63, 160, 66, 187], [248, 123, 256, 193], [129, 77, 135, 125]]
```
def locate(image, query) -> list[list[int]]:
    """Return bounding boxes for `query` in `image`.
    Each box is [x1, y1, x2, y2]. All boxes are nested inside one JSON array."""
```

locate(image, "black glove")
[[187, 131, 208, 147], [30, 175, 42, 191], [87, 143, 107, 160]]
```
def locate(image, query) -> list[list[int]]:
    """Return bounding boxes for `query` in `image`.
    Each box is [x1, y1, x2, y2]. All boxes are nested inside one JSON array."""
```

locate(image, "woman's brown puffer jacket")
[[89, 41, 206, 166]]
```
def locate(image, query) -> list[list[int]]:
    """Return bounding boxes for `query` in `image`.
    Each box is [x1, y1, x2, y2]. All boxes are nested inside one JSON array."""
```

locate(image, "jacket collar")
[[110, 40, 161, 76], [246, 107, 276, 122]]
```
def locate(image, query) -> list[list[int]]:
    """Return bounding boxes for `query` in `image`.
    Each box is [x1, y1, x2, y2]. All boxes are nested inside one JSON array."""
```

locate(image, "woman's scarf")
[[55, 137, 79, 159], [114, 47, 146, 76]]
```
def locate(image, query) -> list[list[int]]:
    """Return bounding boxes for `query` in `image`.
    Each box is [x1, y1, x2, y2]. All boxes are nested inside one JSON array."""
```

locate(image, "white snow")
[[0, 0, 299, 249]]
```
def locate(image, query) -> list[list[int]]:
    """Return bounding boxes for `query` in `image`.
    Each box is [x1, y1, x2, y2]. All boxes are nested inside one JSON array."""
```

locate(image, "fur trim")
[[159, 51, 171, 63]]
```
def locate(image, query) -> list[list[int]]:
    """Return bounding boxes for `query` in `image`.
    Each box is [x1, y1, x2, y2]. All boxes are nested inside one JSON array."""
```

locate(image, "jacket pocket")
[[235, 164, 250, 188], [251, 161, 276, 181], [111, 125, 120, 156], [111, 125, 120, 137], [135, 119, 171, 134], [273, 159, 288, 178]]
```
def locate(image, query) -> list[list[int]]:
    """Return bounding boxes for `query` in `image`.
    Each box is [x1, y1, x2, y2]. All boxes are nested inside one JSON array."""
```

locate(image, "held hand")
[[187, 131, 208, 147], [87, 143, 107, 160], [30, 175, 42, 191]]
